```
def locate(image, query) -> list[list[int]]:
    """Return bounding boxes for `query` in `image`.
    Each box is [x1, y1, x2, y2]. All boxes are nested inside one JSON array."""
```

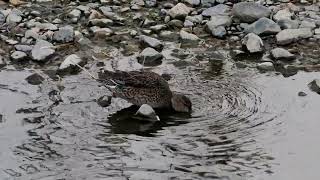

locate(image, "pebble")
[[257, 62, 274, 71], [97, 95, 112, 107], [276, 28, 313, 45], [180, 30, 199, 42]]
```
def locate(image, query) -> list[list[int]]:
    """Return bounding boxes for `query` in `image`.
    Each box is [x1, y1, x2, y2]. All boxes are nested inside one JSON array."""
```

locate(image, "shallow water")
[[0, 54, 320, 180]]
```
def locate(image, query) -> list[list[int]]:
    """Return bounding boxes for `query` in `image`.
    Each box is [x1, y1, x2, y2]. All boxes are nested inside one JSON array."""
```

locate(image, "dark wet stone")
[[298, 91, 307, 97], [271, 48, 295, 61], [31, 39, 55, 62], [0, 55, 6, 68], [137, 47, 163, 66], [242, 33, 264, 53], [308, 79, 320, 94], [245, 17, 281, 35], [139, 35, 163, 50], [276, 28, 313, 45], [277, 19, 300, 29], [25, 73, 45, 85], [168, 3, 191, 20], [232, 2, 271, 23], [10, 51, 28, 61], [202, 4, 231, 17], [97, 95, 112, 107], [53, 26, 74, 43]]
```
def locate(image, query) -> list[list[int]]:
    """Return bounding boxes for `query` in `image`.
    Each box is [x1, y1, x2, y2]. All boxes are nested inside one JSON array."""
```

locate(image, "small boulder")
[[31, 40, 55, 62], [271, 48, 295, 60], [202, 4, 230, 17], [276, 28, 313, 45], [180, 30, 199, 42], [257, 62, 274, 71], [168, 3, 191, 20], [53, 26, 74, 43], [25, 73, 45, 85], [58, 54, 84, 73], [308, 79, 320, 94], [11, 51, 28, 61], [137, 47, 163, 66], [277, 19, 300, 29], [139, 35, 163, 50], [242, 33, 264, 53], [232, 2, 271, 23]]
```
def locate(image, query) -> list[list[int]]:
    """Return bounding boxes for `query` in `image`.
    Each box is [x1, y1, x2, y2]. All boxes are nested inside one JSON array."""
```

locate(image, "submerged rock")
[[271, 48, 295, 60], [137, 47, 163, 66], [25, 73, 45, 85], [242, 33, 264, 53], [308, 79, 320, 94], [31, 40, 55, 62], [232, 2, 271, 23], [135, 104, 160, 122], [276, 28, 313, 45], [168, 3, 191, 20]]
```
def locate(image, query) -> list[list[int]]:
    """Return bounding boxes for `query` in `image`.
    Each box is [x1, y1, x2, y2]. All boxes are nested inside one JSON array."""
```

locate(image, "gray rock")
[[308, 79, 320, 94], [271, 48, 295, 60], [11, 51, 28, 61], [273, 8, 293, 22], [277, 19, 300, 29], [304, 5, 319, 12], [159, 31, 179, 41], [97, 95, 112, 107], [314, 28, 320, 35], [150, 24, 167, 33], [0, 12, 5, 25], [298, 91, 307, 97], [139, 35, 163, 50], [257, 62, 274, 71], [245, 17, 281, 35], [276, 28, 313, 45], [202, 4, 230, 17], [299, 20, 316, 29], [90, 27, 113, 37], [135, 104, 160, 122], [184, 19, 194, 27], [25, 28, 40, 39], [183, 0, 200, 6], [59, 54, 83, 71], [0, 56, 6, 68], [143, 18, 156, 27], [25, 73, 45, 85], [168, 19, 184, 28], [6, 9, 22, 24], [15, 45, 33, 52], [185, 15, 203, 24], [201, 0, 215, 7], [137, 47, 163, 66], [69, 9, 81, 19], [88, 18, 113, 27], [180, 30, 199, 42], [53, 26, 74, 43], [242, 33, 264, 53], [168, 3, 191, 20], [31, 40, 55, 61], [77, 5, 91, 14], [232, 2, 271, 23], [145, 0, 157, 7], [99, 6, 112, 15], [211, 26, 227, 38], [207, 15, 232, 28]]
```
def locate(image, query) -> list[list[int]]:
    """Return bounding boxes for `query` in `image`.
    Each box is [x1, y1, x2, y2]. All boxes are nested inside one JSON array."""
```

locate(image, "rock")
[[206, 15, 232, 29], [91, 27, 113, 37], [210, 26, 227, 38], [308, 79, 320, 94], [53, 26, 74, 43], [31, 40, 55, 62], [201, 0, 216, 7], [59, 54, 83, 73], [185, 15, 203, 24], [202, 4, 230, 17], [168, 19, 184, 29], [257, 62, 274, 71], [271, 48, 295, 60], [159, 31, 179, 41], [150, 24, 167, 33], [304, 5, 319, 12], [245, 17, 281, 35], [242, 33, 264, 53], [183, 0, 200, 6], [10, 51, 28, 61], [25, 28, 40, 39], [315, 28, 320, 35], [15, 45, 33, 52], [99, 6, 112, 15], [145, 0, 157, 7], [137, 47, 163, 66], [0, 56, 6, 68], [299, 20, 316, 29], [97, 95, 112, 107], [6, 9, 22, 24], [88, 18, 113, 27], [139, 35, 163, 50], [0, 12, 5, 25], [273, 8, 293, 22], [135, 104, 160, 122], [277, 19, 300, 29], [184, 20, 194, 27], [25, 73, 45, 85], [232, 2, 271, 23], [298, 91, 307, 97], [69, 9, 81, 19], [131, 0, 145, 6], [276, 28, 313, 45], [168, 3, 191, 20], [180, 30, 199, 42]]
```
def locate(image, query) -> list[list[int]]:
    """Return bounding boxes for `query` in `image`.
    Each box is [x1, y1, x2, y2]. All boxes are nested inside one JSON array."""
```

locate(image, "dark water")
[[0, 49, 320, 180]]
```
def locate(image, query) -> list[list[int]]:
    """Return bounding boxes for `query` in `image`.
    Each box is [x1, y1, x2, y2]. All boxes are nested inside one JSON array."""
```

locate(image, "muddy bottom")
[[0, 58, 320, 180]]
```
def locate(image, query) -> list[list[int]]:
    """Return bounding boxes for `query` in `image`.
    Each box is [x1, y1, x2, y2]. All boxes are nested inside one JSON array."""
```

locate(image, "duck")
[[98, 70, 192, 113]]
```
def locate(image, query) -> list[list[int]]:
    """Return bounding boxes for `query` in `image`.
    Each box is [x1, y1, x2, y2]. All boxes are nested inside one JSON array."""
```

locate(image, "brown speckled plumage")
[[98, 70, 192, 113]]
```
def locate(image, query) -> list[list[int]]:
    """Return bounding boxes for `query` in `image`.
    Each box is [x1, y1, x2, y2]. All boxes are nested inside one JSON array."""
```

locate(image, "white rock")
[[135, 104, 160, 121]]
